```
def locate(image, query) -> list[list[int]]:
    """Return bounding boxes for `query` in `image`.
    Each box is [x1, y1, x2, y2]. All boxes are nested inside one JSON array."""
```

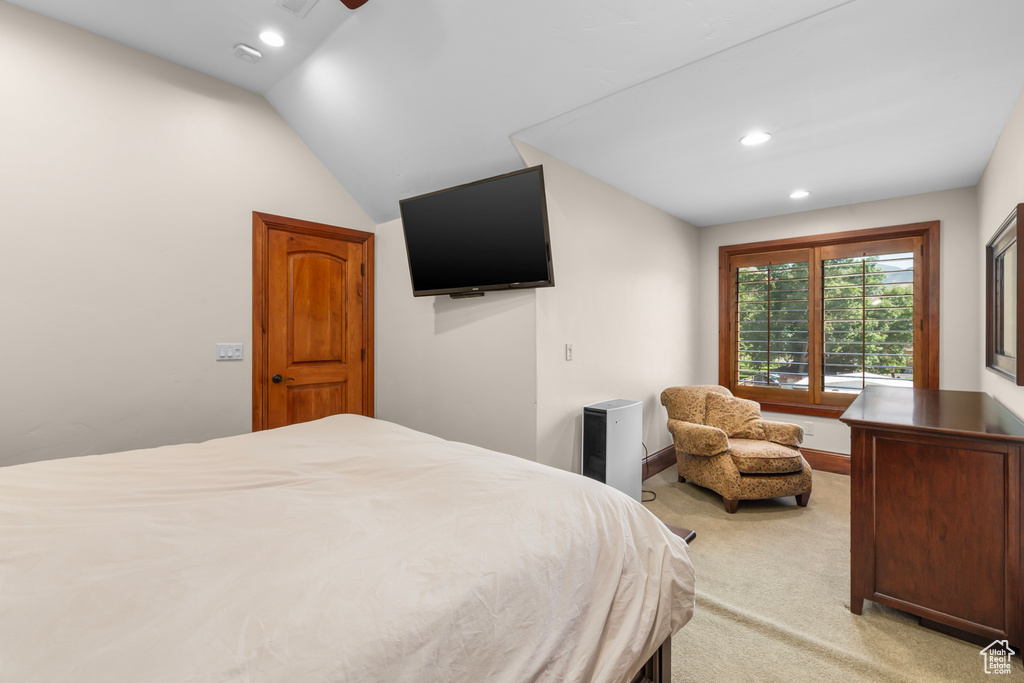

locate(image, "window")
[[719, 222, 939, 417], [734, 253, 810, 392], [985, 204, 1023, 384]]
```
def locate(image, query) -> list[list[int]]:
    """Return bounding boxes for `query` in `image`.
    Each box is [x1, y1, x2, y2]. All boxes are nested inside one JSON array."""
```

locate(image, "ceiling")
[[9, 0, 1024, 227]]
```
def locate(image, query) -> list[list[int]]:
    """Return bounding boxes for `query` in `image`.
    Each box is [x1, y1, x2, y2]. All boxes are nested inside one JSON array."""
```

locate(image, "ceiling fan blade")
[[340, 0, 369, 8]]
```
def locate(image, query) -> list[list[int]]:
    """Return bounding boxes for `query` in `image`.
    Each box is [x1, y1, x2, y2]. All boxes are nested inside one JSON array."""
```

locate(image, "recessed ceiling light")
[[789, 190, 811, 199], [260, 31, 285, 47], [740, 131, 772, 146]]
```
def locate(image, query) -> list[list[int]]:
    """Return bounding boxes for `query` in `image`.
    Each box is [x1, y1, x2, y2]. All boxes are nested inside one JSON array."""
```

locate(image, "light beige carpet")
[[642, 467, 1016, 682]]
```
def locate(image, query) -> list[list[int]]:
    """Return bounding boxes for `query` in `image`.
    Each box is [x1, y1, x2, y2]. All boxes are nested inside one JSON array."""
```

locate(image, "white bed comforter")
[[0, 415, 694, 682]]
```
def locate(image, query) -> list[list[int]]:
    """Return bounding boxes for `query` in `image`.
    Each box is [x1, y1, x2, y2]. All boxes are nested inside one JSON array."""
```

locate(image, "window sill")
[[985, 363, 1017, 383]]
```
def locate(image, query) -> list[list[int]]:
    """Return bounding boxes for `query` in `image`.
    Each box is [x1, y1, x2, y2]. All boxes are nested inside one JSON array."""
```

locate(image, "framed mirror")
[[986, 203, 1024, 384]]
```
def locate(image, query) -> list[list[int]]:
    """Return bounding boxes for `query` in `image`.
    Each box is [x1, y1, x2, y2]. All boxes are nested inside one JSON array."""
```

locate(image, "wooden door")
[[253, 212, 373, 430]]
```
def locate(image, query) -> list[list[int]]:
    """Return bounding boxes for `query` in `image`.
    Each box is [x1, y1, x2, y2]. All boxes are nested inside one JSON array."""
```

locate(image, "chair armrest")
[[667, 419, 729, 456], [761, 420, 804, 447]]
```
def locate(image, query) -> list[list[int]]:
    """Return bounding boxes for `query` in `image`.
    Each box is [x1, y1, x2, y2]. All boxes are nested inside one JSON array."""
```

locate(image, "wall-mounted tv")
[[399, 165, 554, 298]]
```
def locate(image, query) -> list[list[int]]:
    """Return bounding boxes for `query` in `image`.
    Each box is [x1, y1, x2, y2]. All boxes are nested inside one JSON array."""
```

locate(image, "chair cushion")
[[729, 439, 805, 475], [661, 385, 732, 424], [704, 392, 766, 440]]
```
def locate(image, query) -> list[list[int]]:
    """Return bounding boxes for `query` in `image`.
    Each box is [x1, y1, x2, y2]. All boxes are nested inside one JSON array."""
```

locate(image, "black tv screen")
[[399, 166, 554, 297]]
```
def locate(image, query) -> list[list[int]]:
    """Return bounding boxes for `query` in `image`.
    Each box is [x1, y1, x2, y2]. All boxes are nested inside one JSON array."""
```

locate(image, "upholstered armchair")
[[660, 385, 812, 513]]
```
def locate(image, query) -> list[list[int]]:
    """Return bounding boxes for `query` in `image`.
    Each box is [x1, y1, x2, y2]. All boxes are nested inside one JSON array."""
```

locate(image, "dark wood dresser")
[[840, 386, 1023, 646]]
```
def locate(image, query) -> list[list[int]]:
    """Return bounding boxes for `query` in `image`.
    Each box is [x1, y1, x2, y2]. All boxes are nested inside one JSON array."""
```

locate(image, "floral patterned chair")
[[660, 385, 812, 513]]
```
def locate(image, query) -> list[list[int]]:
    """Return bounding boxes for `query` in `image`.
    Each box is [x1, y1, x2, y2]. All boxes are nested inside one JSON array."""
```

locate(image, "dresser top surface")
[[839, 386, 1024, 441]]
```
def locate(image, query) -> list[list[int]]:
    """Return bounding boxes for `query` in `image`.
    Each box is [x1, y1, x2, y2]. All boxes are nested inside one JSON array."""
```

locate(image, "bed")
[[0, 414, 695, 682]]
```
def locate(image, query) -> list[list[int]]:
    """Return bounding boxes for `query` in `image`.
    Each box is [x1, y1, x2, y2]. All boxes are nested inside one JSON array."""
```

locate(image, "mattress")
[[0, 414, 695, 682]]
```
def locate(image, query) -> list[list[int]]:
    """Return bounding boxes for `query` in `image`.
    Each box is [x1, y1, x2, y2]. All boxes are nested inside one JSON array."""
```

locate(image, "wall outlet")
[[216, 343, 244, 361], [803, 421, 815, 436]]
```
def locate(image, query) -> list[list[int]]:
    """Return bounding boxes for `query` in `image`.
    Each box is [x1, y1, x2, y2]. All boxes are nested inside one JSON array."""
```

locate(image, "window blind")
[[821, 251, 915, 393], [736, 261, 810, 391]]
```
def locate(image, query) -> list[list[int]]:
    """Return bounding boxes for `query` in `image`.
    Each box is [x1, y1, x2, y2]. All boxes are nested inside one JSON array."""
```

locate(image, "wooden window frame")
[[719, 221, 940, 418], [985, 204, 1024, 384]]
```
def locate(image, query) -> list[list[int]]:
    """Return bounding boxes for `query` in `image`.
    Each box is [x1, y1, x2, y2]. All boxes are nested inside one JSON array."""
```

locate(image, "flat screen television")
[[399, 165, 554, 298]]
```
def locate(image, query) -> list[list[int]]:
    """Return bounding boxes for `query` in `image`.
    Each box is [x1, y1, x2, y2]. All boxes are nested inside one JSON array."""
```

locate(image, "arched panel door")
[[253, 213, 373, 430]]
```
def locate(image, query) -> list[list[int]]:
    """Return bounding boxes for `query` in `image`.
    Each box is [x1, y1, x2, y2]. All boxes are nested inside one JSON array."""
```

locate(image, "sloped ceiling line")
[[9, 0, 1024, 227]]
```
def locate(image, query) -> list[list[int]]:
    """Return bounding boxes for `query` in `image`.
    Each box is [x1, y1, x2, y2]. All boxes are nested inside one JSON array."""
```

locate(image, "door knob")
[[272, 374, 295, 384]]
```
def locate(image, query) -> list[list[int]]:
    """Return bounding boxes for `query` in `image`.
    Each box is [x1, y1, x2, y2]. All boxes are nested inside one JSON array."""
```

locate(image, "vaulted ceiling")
[[10, 0, 1024, 226]]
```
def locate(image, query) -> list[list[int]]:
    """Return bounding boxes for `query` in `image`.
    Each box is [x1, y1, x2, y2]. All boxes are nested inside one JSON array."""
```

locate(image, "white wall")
[[0, 3, 374, 465], [697, 187, 980, 453], [513, 142, 701, 471], [374, 217, 539, 459], [374, 142, 701, 472], [978, 87, 1024, 419]]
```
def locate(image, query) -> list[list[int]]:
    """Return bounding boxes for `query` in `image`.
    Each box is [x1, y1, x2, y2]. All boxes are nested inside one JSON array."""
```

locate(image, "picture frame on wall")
[[985, 203, 1024, 385]]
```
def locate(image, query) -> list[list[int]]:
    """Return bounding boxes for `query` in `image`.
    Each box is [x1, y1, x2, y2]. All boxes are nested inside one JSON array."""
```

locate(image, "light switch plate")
[[216, 343, 244, 361]]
